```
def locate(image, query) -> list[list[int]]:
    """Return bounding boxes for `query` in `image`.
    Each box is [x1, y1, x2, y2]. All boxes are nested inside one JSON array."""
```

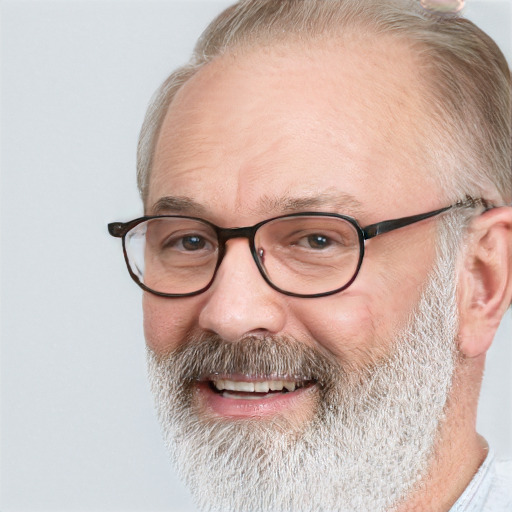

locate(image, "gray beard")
[[147, 233, 460, 512]]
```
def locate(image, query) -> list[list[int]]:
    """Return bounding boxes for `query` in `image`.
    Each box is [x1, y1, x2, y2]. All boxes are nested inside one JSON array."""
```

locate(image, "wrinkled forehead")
[[148, 36, 441, 220]]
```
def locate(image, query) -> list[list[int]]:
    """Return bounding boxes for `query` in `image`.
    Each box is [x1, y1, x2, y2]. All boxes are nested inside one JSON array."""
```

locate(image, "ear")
[[457, 206, 512, 358]]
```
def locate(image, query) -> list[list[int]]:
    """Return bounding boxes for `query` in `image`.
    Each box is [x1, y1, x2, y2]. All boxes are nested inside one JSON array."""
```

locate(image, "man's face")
[[144, 37, 459, 511], [145, 35, 441, 388]]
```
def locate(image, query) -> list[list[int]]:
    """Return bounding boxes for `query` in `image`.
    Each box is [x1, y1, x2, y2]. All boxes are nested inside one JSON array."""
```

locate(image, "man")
[[109, 0, 512, 510]]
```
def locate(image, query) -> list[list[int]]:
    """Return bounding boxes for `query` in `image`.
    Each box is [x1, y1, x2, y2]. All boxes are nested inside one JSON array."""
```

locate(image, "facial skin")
[[143, 35, 504, 511], [145, 35, 441, 362]]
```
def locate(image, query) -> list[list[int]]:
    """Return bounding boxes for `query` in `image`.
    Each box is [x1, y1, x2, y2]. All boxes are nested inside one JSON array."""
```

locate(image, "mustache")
[[153, 333, 347, 386]]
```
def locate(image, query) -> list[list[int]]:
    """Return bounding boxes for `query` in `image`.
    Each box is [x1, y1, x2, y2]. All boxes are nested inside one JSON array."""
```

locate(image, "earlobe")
[[457, 206, 512, 358]]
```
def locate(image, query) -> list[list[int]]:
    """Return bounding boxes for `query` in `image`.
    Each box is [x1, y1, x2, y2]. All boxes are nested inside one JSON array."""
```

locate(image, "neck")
[[393, 356, 487, 512]]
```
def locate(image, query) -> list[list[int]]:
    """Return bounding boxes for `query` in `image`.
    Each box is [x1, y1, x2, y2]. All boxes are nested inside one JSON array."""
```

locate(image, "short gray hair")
[[137, 0, 511, 206]]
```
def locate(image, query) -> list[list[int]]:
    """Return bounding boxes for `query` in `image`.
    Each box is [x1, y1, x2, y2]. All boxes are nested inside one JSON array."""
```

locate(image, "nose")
[[198, 239, 287, 341]]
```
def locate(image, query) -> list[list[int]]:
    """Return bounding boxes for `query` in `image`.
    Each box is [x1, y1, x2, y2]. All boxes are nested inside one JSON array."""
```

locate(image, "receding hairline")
[[144, 27, 439, 206], [137, 0, 511, 207]]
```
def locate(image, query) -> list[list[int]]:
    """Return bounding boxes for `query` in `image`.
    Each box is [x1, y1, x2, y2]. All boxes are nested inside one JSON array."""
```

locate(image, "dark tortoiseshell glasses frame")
[[108, 196, 489, 298]]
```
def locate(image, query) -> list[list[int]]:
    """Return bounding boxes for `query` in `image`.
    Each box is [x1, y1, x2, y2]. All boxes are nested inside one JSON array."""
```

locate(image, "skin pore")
[[143, 34, 500, 511]]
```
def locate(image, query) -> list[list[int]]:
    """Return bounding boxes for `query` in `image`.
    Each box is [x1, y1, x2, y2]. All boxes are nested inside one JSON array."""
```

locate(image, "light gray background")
[[1, 1, 511, 510]]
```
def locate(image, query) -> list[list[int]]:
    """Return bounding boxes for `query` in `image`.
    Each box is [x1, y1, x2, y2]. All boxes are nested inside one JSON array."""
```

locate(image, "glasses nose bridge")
[[217, 225, 257, 246], [215, 225, 261, 277]]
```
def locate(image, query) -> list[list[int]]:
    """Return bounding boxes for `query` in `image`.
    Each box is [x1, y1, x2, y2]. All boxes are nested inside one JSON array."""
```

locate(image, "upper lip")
[[200, 373, 314, 382]]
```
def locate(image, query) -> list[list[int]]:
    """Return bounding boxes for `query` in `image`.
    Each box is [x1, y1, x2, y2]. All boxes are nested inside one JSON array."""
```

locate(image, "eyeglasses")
[[108, 196, 486, 298]]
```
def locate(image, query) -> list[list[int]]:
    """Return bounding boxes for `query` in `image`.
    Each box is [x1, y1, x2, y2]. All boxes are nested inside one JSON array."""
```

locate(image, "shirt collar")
[[449, 448, 495, 512]]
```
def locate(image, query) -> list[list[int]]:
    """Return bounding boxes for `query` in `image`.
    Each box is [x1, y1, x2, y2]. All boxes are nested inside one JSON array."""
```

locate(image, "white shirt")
[[449, 449, 512, 511]]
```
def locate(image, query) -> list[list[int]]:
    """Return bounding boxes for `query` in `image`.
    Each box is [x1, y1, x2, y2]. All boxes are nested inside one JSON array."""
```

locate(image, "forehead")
[[148, 36, 439, 222]]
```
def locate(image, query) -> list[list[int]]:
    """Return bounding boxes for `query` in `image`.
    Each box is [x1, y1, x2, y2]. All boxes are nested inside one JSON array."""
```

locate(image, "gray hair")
[[136, 0, 511, 207]]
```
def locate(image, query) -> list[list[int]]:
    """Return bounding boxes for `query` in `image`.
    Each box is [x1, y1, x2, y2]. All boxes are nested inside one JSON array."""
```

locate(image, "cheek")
[[366, 229, 438, 315], [292, 239, 435, 365], [143, 294, 200, 355], [292, 295, 382, 365]]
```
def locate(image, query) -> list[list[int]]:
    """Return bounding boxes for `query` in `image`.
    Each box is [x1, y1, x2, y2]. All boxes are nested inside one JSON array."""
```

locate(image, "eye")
[[161, 232, 215, 253], [296, 233, 334, 250], [181, 235, 207, 251], [303, 234, 330, 249]]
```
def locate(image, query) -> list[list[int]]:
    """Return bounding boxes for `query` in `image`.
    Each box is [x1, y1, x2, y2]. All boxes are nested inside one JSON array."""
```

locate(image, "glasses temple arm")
[[362, 206, 453, 239], [362, 196, 494, 240]]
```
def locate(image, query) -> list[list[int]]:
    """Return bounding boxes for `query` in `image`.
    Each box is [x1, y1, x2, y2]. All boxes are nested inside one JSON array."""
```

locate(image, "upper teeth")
[[213, 379, 298, 393]]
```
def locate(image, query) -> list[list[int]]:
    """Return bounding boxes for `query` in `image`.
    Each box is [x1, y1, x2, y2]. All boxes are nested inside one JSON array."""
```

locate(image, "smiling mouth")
[[208, 377, 315, 400]]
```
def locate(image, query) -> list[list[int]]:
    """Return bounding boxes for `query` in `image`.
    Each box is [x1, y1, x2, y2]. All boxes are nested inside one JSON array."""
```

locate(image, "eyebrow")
[[257, 193, 365, 216], [149, 192, 365, 218], [149, 196, 208, 216]]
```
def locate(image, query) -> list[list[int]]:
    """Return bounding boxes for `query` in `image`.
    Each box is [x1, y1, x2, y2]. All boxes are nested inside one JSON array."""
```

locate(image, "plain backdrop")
[[1, 1, 511, 510]]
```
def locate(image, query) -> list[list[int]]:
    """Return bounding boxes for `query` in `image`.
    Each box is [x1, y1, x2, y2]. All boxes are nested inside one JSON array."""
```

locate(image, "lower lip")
[[196, 382, 317, 419]]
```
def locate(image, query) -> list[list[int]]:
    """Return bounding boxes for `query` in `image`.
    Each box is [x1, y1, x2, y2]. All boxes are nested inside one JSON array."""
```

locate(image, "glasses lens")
[[255, 216, 361, 295], [124, 217, 218, 295]]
